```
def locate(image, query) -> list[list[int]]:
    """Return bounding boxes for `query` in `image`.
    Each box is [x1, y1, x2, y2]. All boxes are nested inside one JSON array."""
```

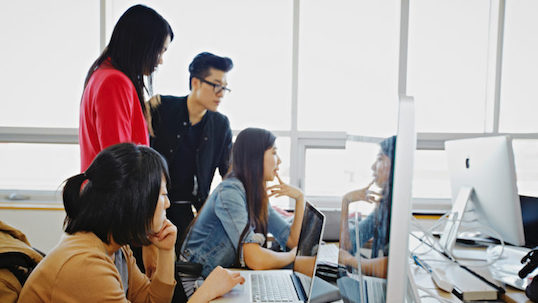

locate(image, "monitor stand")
[[438, 186, 488, 260]]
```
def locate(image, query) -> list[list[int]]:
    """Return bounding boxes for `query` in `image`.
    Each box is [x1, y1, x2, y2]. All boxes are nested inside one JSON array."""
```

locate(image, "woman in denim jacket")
[[181, 128, 305, 278]]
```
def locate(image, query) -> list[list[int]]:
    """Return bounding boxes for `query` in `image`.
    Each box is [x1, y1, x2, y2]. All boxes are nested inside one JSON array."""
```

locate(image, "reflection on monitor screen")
[[337, 137, 394, 303], [335, 96, 416, 303]]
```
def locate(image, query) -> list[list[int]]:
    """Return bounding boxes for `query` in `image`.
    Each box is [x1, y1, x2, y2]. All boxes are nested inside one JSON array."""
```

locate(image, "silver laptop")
[[212, 201, 326, 303]]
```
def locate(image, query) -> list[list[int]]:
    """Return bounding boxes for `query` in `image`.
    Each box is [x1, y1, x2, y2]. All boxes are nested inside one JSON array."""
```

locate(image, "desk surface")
[[408, 232, 531, 303]]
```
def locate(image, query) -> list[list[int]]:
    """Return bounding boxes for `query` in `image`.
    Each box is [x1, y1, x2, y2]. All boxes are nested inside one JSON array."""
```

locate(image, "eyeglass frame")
[[195, 76, 231, 94]]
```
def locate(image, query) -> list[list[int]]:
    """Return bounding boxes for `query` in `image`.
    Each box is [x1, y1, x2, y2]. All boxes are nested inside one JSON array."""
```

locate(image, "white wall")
[[0, 208, 66, 254]]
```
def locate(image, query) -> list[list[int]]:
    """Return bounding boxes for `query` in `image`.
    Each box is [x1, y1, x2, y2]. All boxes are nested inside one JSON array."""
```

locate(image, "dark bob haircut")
[[188, 52, 234, 90], [84, 5, 174, 121], [63, 143, 170, 247]]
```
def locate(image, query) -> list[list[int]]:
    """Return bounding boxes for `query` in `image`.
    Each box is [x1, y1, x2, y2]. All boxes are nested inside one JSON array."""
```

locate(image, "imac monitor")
[[336, 96, 416, 302], [443, 136, 525, 248]]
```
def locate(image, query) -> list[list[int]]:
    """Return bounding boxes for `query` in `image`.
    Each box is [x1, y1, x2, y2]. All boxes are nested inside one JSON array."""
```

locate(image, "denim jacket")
[[180, 177, 291, 277], [349, 204, 389, 258]]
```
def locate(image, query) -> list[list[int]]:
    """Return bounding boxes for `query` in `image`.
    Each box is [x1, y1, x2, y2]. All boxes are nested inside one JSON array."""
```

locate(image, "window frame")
[[2, 0, 536, 213]]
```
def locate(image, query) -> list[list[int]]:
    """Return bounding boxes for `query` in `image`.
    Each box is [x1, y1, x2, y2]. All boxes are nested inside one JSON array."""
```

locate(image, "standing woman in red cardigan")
[[78, 3, 172, 286], [79, 4, 173, 171]]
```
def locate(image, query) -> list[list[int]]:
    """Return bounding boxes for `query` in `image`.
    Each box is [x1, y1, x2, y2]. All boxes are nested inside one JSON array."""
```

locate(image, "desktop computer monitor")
[[441, 136, 525, 251], [334, 96, 416, 302]]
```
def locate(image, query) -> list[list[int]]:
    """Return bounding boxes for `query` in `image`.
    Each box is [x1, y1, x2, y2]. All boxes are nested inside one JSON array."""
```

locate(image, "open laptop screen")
[[292, 201, 325, 301]]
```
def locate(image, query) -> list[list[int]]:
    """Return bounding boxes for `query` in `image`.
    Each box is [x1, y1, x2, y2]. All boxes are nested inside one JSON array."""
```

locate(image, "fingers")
[[235, 275, 246, 285], [230, 272, 245, 285], [267, 184, 284, 190], [231, 272, 241, 278], [276, 173, 284, 184], [154, 223, 176, 241]]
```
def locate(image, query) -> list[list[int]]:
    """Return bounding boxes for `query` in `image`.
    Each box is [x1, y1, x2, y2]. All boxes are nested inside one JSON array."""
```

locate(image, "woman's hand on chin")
[[149, 219, 177, 251], [343, 180, 381, 204], [267, 173, 304, 201]]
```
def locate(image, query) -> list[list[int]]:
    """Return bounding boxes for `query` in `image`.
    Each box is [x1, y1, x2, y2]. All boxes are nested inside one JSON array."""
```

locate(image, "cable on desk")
[[409, 227, 506, 295], [410, 212, 506, 267]]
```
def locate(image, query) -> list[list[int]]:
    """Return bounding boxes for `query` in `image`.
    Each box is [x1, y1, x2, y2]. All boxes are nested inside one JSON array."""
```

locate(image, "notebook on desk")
[[212, 201, 325, 303]]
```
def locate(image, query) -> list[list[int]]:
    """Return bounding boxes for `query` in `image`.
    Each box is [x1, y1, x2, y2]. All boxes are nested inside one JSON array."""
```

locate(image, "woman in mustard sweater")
[[18, 143, 243, 303]]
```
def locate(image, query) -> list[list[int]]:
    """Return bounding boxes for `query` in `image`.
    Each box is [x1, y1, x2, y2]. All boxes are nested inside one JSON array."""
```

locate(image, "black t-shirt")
[[171, 115, 206, 202]]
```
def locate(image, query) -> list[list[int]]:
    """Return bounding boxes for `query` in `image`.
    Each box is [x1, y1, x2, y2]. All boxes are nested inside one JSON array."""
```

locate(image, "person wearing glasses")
[[148, 52, 234, 248]]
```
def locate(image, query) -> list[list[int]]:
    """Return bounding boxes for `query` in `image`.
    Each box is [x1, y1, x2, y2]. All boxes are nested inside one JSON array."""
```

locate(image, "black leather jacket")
[[149, 95, 232, 209]]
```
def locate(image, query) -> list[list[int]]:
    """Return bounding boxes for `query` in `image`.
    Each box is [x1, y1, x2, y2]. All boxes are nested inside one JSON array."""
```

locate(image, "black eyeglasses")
[[196, 77, 231, 94]]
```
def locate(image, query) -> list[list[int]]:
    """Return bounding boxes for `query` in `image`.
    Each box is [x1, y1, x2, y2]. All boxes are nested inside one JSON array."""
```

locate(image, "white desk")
[[408, 232, 531, 302]]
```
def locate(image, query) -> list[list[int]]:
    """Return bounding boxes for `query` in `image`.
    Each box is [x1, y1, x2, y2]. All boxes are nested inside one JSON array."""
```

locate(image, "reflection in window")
[[412, 150, 450, 199], [304, 142, 379, 197]]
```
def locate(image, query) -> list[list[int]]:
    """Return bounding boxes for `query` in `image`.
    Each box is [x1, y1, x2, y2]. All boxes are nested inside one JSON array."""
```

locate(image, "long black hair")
[[372, 136, 396, 257], [83, 4, 173, 121], [228, 128, 276, 262], [63, 143, 170, 246]]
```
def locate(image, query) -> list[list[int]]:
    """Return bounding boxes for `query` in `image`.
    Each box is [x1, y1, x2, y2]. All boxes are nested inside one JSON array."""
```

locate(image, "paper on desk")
[[487, 245, 535, 290]]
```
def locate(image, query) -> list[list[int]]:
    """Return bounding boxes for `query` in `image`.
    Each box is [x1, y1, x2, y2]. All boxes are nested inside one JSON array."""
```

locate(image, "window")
[[0, 143, 79, 191], [500, 0, 538, 133], [304, 141, 379, 197], [0, 1, 100, 128], [298, 0, 400, 135], [407, 0, 490, 132], [412, 150, 450, 199], [1, 1, 536, 214], [110, 0, 293, 131]]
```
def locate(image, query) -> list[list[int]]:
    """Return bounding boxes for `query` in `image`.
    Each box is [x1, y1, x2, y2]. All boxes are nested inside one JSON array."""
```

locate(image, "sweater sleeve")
[[94, 73, 137, 150], [124, 246, 175, 303]]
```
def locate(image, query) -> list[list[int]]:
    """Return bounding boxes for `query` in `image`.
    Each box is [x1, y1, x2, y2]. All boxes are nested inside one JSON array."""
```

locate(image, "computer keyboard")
[[251, 273, 296, 302]]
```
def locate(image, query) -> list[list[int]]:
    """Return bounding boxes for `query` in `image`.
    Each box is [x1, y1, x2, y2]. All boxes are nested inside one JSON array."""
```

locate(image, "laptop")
[[212, 201, 326, 303]]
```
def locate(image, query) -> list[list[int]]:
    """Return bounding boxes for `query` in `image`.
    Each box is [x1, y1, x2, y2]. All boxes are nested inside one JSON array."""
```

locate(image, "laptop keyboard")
[[251, 273, 296, 302]]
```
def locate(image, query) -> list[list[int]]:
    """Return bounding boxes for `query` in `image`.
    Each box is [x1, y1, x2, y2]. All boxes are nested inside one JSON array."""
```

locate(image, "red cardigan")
[[79, 62, 149, 171]]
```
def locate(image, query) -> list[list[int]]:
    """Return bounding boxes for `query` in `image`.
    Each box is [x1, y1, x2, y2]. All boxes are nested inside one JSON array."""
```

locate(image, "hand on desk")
[[190, 266, 245, 303]]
